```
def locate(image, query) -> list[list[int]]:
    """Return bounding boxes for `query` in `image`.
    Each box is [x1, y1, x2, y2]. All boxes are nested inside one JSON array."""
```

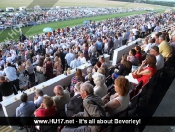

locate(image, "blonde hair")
[[43, 96, 54, 108], [97, 68, 105, 75], [26, 60, 31, 67]]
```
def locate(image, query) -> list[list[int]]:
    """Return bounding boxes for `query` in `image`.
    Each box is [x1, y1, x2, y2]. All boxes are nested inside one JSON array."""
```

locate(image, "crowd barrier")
[[112, 38, 142, 65]]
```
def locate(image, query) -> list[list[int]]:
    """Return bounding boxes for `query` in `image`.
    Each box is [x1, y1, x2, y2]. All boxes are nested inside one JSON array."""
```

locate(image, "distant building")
[[6, 7, 14, 12], [19, 6, 26, 11]]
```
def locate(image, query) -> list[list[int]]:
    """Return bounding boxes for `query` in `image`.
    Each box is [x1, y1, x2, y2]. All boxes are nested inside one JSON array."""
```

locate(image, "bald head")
[[53, 85, 64, 96]]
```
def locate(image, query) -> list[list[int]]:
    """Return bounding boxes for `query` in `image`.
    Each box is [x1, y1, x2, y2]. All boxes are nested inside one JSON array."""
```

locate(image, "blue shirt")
[[16, 101, 36, 117], [65, 52, 75, 66], [70, 59, 82, 69], [96, 41, 102, 50], [34, 96, 44, 108]]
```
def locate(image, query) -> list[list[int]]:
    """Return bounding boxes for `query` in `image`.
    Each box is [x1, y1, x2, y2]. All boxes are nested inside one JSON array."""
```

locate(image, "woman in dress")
[[70, 69, 85, 94], [17, 61, 28, 91], [45, 57, 54, 80], [83, 43, 89, 61], [53, 56, 62, 76], [25, 60, 35, 87], [36, 59, 46, 84], [125, 54, 157, 86]]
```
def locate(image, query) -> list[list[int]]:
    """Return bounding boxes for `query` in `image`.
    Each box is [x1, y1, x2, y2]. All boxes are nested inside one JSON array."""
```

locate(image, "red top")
[[135, 53, 142, 64], [46, 62, 54, 80], [36, 106, 56, 117], [137, 66, 157, 85]]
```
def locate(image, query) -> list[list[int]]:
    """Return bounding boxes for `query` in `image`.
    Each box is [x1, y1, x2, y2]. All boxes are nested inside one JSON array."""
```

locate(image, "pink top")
[[135, 53, 142, 64]]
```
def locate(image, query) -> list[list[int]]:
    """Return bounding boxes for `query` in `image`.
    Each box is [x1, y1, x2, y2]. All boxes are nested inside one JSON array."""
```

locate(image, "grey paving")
[[143, 78, 175, 132]]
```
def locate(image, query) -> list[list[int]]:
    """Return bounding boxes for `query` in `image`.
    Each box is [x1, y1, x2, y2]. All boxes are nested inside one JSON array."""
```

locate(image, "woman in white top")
[[92, 72, 107, 98], [103, 76, 130, 117], [78, 53, 86, 64]]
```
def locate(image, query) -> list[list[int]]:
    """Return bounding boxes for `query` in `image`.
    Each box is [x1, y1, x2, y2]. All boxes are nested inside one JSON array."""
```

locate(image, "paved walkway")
[[143, 78, 175, 132]]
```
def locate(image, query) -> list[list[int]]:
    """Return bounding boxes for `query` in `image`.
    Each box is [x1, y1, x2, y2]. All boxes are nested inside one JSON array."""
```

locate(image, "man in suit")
[[0, 76, 14, 100]]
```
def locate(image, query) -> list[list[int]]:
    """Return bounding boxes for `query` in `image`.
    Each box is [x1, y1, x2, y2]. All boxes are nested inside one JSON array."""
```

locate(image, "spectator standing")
[[3, 63, 20, 95], [0, 76, 14, 100]]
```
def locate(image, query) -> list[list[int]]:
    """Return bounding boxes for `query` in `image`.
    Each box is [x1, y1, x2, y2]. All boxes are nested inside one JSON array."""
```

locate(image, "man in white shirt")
[[3, 63, 20, 94], [34, 44, 39, 54], [147, 22, 152, 34], [6, 54, 13, 63], [70, 54, 82, 69], [149, 46, 164, 70], [65, 49, 75, 67], [132, 26, 138, 39], [34, 89, 44, 108], [10, 48, 16, 62]]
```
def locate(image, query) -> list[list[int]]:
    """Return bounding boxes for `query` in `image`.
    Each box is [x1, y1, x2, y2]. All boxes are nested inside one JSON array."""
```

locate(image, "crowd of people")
[[0, 7, 147, 29], [0, 11, 175, 131]]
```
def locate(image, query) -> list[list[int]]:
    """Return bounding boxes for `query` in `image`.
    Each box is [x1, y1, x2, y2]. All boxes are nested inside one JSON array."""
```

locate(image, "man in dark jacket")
[[108, 37, 114, 51], [61, 82, 106, 132], [66, 82, 83, 117], [0, 76, 14, 100]]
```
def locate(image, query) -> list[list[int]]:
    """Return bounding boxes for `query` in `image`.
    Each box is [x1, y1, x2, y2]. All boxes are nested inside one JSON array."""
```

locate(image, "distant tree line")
[[114, 0, 175, 7], [141, 1, 175, 7]]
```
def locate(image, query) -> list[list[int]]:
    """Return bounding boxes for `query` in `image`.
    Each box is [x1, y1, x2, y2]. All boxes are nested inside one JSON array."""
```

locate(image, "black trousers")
[[122, 39, 127, 45], [11, 79, 20, 95]]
